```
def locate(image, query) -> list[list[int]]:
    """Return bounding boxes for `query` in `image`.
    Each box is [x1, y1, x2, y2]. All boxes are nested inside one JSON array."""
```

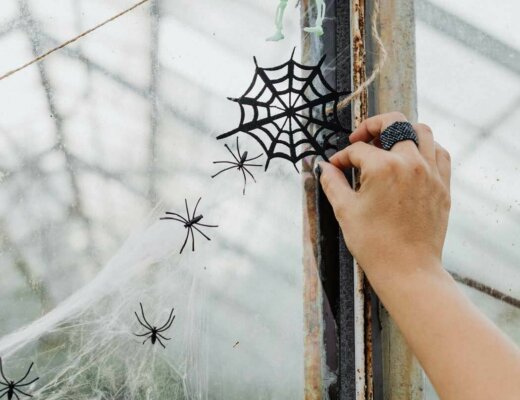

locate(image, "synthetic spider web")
[[217, 49, 349, 171]]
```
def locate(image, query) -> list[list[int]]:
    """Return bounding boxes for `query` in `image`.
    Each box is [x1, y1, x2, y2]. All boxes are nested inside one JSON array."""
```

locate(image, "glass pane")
[[0, 1, 304, 398], [415, 0, 520, 397]]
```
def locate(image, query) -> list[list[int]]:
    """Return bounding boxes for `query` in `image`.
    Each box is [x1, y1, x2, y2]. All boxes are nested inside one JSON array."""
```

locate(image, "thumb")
[[318, 161, 355, 218]]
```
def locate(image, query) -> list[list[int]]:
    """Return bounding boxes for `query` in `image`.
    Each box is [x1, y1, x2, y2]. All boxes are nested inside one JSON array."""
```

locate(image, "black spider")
[[0, 358, 39, 400], [211, 137, 263, 195], [160, 198, 218, 254], [134, 303, 175, 349]]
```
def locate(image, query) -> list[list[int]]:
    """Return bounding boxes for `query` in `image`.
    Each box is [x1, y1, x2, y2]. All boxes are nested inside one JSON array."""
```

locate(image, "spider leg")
[[162, 212, 187, 222], [241, 168, 247, 195], [243, 163, 263, 167], [158, 314, 176, 332], [15, 377, 38, 388], [157, 309, 175, 331], [244, 167, 258, 183], [211, 165, 238, 179], [192, 226, 211, 241], [142, 336, 152, 345], [156, 337, 167, 349], [14, 363, 33, 385], [157, 333, 171, 341], [190, 227, 196, 252], [139, 303, 154, 329], [14, 388, 33, 397], [245, 154, 263, 162], [195, 222, 218, 228], [179, 229, 190, 254], [134, 312, 152, 330], [0, 358, 9, 383], [212, 161, 237, 165], [184, 199, 190, 221], [13, 392, 21, 400], [133, 332, 151, 337], [192, 197, 202, 219], [159, 216, 186, 224], [225, 144, 240, 163]]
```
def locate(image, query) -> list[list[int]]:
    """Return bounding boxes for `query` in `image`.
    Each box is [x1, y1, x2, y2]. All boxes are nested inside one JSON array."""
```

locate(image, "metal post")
[[366, 1, 425, 399]]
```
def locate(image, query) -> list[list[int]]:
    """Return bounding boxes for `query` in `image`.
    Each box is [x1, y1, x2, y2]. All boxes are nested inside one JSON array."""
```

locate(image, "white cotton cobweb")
[[0, 168, 304, 399], [0, 208, 208, 399]]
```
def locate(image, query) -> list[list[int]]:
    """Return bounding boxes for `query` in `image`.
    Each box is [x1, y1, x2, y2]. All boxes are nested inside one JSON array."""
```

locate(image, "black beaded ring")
[[380, 121, 418, 151]]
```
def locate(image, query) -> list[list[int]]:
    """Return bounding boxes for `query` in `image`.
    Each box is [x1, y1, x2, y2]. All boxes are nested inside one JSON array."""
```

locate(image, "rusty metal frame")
[[302, 0, 424, 399], [301, 0, 364, 399]]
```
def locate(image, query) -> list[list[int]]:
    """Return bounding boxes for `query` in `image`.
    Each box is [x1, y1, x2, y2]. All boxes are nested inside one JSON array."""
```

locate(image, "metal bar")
[[450, 271, 520, 309], [335, 1, 358, 398], [365, 1, 424, 398], [301, 2, 327, 398], [351, 1, 370, 398]]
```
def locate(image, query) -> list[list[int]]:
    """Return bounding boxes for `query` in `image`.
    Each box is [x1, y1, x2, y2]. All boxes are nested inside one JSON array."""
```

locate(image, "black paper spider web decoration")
[[217, 49, 349, 171]]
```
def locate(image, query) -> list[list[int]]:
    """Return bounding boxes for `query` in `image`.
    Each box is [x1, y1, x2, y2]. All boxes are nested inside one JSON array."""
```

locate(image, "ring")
[[380, 121, 418, 151]]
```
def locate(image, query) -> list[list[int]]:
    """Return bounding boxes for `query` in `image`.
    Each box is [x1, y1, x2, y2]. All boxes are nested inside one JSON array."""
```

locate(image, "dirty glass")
[[0, 1, 305, 398], [415, 0, 520, 397]]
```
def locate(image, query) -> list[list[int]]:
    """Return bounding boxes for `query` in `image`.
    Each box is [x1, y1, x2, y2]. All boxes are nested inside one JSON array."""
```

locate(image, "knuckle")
[[376, 155, 402, 174], [320, 173, 333, 193], [416, 123, 433, 135], [388, 111, 407, 122], [347, 141, 366, 153], [436, 144, 451, 163], [442, 149, 451, 163], [439, 185, 451, 208], [409, 157, 428, 175]]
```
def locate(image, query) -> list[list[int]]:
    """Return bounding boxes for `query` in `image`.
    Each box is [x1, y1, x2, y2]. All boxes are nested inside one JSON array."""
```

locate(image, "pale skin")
[[318, 112, 520, 400]]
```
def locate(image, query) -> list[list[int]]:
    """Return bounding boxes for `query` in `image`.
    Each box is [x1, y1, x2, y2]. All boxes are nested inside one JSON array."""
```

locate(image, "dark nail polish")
[[313, 156, 324, 178], [314, 163, 322, 177]]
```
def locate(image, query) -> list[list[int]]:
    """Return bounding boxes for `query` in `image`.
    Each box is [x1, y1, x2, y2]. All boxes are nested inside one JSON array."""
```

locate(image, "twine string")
[[336, 0, 387, 111], [0, 0, 151, 82]]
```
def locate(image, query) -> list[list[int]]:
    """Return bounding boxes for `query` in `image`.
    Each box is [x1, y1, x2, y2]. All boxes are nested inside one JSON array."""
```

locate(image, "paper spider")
[[211, 137, 263, 195], [0, 358, 39, 400], [267, 0, 325, 41], [160, 198, 218, 254], [134, 303, 175, 349]]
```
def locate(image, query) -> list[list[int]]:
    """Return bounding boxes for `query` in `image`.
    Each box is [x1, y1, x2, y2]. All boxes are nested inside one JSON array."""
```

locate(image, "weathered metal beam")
[[366, 1, 424, 399], [301, 2, 327, 398], [351, 1, 371, 399]]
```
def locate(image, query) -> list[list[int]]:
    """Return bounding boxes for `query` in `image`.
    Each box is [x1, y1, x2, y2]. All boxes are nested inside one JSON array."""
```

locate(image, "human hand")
[[319, 112, 451, 280]]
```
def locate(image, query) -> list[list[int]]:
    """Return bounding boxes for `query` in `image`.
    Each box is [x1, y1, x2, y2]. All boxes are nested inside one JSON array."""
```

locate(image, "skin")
[[318, 112, 520, 400]]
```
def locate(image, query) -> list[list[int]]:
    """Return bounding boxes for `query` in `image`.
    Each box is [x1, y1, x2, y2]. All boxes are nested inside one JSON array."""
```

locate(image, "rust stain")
[[364, 284, 374, 399], [353, 0, 368, 128], [303, 159, 324, 400], [301, 1, 323, 397], [353, 0, 375, 399]]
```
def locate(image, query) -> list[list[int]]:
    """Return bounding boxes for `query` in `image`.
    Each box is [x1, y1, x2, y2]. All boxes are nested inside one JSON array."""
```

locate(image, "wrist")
[[360, 250, 445, 292]]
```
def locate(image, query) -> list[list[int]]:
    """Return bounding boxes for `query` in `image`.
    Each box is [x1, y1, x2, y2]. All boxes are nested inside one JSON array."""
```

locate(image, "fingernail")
[[313, 156, 324, 178]]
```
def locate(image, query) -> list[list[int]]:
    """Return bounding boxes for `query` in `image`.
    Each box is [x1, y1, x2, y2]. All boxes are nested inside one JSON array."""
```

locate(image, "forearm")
[[365, 260, 520, 400], [320, 113, 520, 398]]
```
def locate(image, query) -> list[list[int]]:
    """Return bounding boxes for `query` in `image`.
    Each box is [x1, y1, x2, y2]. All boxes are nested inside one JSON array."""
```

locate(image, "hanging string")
[[336, 0, 387, 111], [0, 0, 151, 82]]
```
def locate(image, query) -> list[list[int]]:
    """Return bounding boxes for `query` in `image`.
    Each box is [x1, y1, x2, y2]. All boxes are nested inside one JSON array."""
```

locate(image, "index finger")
[[349, 112, 408, 143]]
